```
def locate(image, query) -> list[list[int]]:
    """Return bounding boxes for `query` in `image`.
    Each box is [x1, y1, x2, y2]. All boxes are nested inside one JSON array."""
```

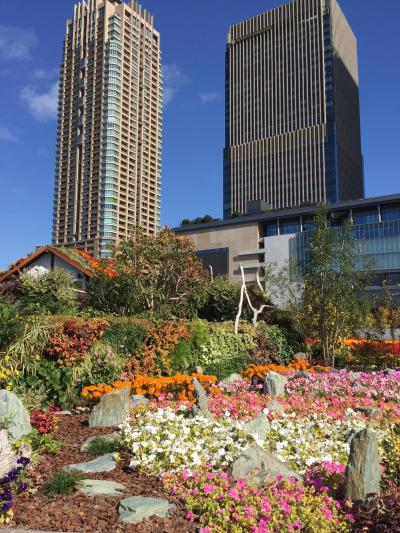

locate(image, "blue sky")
[[0, 0, 399, 269]]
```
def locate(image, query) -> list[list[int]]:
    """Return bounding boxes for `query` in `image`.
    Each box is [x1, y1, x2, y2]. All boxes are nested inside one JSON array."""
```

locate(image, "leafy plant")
[[27, 430, 64, 464], [43, 471, 84, 496], [169, 320, 210, 373], [18, 268, 79, 315], [30, 404, 60, 434], [103, 322, 147, 356], [7, 315, 53, 372], [84, 345, 124, 385], [198, 276, 243, 322], [0, 300, 19, 351], [86, 436, 119, 457], [21, 359, 77, 408], [43, 318, 109, 366]]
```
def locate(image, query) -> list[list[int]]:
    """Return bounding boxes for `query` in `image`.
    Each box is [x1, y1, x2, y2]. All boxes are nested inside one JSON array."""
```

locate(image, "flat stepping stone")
[[63, 453, 116, 473], [118, 496, 175, 524], [78, 479, 125, 496], [80, 432, 119, 452]]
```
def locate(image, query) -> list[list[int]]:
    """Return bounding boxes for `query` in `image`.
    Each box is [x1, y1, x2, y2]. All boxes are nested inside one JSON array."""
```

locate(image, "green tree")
[[294, 206, 368, 366], [199, 276, 242, 321], [87, 228, 208, 318]]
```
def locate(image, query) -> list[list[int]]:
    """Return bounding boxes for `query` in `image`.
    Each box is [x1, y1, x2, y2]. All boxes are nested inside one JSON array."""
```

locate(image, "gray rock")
[[0, 429, 31, 477], [195, 366, 203, 374], [192, 378, 213, 418], [266, 399, 285, 415], [118, 496, 175, 524], [63, 453, 116, 474], [0, 390, 32, 443], [348, 372, 361, 380], [354, 407, 382, 418], [263, 371, 288, 397], [230, 445, 300, 484], [293, 352, 308, 361], [89, 388, 130, 428], [131, 394, 149, 408], [55, 410, 72, 416], [344, 428, 381, 502], [242, 413, 270, 442], [80, 432, 119, 453], [222, 373, 243, 384], [78, 479, 125, 497]]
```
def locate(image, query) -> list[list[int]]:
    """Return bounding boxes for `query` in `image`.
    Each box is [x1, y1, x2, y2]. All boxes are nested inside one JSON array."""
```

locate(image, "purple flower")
[[1, 501, 14, 511]]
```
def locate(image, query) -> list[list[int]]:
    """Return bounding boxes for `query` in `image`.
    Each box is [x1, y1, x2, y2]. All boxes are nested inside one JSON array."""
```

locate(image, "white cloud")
[[0, 25, 38, 60], [21, 82, 59, 121], [199, 92, 221, 104], [32, 68, 58, 80], [0, 126, 18, 142], [162, 63, 189, 105]]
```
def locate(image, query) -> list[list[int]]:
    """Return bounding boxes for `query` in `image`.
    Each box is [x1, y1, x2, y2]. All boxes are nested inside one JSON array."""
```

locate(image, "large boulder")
[[263, 372, 288, 397], [0, 390, 32, 443], [0, 429, 32, 477], [131, 394, 149, 408], [192, 378, 213, 419], [230, 444, 300, 485], [241, 413, 270, 444], [89, 388, 130, 428], [118, 496, 175, 524], [344, 428, 381, 502], [354, 406, 382, 419]]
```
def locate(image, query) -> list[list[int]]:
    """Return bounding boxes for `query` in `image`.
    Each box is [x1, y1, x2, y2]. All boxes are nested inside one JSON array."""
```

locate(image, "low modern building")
[[175, 194, 400, 301]]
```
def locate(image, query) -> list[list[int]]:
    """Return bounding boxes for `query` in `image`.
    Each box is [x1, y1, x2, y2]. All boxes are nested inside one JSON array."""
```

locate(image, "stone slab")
[[63, 453, 116, 473]]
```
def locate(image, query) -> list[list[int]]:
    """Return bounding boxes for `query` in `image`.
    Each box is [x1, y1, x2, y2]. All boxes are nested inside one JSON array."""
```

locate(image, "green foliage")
[[83, 344, 124, 385], [21, 359, 77, 408], [43, 471, 84, 496], [181, 215, 219, 225], [86, 436, 119, 457], [169, 320, 210, 373], [18, 268, 79, 315], [28, 430, 64, 464], [103, 322, 147, 356], [0, 299, 19, 351], [198, 276, 242, 322], [252, 322, 302, 365], [294, 205, 369, 365], [7, 315, 53, 372], [196, 323, 255, 379], [12, 383, 48, 411], [87, 228, 208, 318]]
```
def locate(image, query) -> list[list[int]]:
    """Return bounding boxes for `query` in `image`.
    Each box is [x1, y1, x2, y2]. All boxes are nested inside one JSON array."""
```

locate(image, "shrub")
[[21, 359, 77, 407], [169, 320, 210, 373], [18, 268, 79, 315], [0, 300, 19, 351], [43, 471, 84, 496], [127, 320, 190, 376], [252, 322, 301, 366], [86, 436, 119, 457], [0, 277, 22, 305], [353, 486, 400, 532], [43, 318, 109, 366], [27, 430, 64, 463], [84, 345, 124, 385], [194, 323, 255, 379], [198, 276, 242, 322], [103, 322, 147, 356]]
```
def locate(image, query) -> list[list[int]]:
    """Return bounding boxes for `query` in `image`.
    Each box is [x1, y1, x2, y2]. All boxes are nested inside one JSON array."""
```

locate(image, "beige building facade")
[[223, 0, 364, 218], [52, 0, 162, 257]]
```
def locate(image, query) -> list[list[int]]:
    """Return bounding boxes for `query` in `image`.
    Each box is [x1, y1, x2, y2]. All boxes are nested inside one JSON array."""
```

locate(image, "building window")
[[264, 222, 278, 237], [352, 209, 379, 225], [381, 205, 400, 222], [280, 218, 300, 235]]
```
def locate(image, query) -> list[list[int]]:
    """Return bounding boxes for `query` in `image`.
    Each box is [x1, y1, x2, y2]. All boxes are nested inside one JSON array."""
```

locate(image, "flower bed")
[[163, 466, 353, 532], [118, 406, 254, 475], [81, 372, 219, 402], [242, 359, 328, 382]]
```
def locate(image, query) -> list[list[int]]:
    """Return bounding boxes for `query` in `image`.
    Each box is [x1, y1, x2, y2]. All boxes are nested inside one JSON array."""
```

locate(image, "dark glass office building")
[[223, 0, 364, 218]]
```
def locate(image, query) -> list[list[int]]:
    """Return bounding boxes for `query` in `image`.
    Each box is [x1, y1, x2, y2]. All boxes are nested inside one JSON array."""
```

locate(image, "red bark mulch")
[[10, 415, 196, 533]]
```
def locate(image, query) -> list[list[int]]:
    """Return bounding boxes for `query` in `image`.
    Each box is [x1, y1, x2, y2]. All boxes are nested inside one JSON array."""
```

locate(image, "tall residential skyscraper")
[[52, 0, 162, 257], [223, 0, 363, 218]]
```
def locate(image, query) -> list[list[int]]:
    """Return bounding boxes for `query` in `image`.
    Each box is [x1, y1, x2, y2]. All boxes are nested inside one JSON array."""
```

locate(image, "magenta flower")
[[228, 488, 241, 501], [204, 483, 216, 494]]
